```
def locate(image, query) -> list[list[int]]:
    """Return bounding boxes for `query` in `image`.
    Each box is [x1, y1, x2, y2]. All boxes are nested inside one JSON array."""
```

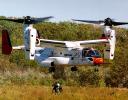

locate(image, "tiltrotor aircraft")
[[1, 16, 128, 72]]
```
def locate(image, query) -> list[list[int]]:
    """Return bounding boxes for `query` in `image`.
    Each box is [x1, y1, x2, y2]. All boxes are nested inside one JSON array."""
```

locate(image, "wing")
[[40, 39, 66, 48], [40, 39, 109, 48], [78, 39, 109, 45]]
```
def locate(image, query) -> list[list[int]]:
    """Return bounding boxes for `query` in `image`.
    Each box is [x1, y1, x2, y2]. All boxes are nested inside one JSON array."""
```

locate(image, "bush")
[[78, 68, 100, 86]]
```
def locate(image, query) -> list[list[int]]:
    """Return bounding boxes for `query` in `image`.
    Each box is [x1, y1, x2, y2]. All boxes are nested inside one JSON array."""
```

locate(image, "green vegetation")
[[0, 17, 128, 88]]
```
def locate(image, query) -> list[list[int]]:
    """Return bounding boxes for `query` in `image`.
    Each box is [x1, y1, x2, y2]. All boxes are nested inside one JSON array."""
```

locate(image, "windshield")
[[86, 50, 101, 57], [94, 50, 101, 57]]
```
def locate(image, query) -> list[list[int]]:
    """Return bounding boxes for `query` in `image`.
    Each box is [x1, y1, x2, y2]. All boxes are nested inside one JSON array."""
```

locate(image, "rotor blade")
[[35, 16, 54, 21], [72, 19, 104, 24], [34, 16, 54, 23], [73, 18, 128, 26], [112, 21, 128, 26], [0, 18, 24, 23], [0, 16, 53, 24]]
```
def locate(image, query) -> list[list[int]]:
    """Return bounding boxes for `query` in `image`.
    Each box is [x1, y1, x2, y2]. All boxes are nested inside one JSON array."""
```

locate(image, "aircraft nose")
[[93, 57, 103, 65]]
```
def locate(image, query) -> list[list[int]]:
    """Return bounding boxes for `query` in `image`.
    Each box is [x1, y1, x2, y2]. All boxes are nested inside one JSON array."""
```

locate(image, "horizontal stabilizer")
[[12, 45, 25, 50]]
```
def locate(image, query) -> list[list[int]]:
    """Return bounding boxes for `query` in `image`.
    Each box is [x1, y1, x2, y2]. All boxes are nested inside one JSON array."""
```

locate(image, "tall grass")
[[0, 85, 128, 100]]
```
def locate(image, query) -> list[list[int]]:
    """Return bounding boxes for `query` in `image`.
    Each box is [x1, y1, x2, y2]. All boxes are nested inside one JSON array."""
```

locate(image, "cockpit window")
[[94, 50, 101, 57], [83, 49, 101, 57], [87, 50, 95, 57]]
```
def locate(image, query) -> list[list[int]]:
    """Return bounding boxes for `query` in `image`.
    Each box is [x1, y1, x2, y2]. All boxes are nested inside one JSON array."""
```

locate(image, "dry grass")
[[0, 85, 127, 100]]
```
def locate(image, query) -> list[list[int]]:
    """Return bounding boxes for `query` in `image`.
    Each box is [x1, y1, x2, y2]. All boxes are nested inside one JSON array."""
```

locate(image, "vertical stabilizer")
[[2, 30, 12, 55]]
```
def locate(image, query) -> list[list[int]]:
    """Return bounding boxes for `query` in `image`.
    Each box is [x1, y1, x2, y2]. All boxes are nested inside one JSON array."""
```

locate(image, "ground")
[[0, 85, 127, 100]]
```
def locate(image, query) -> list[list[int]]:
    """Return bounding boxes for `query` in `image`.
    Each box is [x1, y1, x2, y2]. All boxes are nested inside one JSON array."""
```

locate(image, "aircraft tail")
[[2, 30, 12, 55]]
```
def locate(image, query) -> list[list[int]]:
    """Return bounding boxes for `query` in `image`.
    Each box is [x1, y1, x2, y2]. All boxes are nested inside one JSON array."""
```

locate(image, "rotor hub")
[[104, 18, 113, 26], [24, 16, 32, 24]]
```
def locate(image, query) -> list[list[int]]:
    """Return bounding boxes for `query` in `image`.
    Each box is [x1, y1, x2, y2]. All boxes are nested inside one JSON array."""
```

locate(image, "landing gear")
[[94, 66, 99, 72], [49, 67, 55, 72], [71, 66, 78, 71]]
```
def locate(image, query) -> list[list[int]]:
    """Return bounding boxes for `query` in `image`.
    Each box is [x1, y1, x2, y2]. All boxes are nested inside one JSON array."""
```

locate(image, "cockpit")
[[82, 48, 103, 65], [82, 48, 101, 58]]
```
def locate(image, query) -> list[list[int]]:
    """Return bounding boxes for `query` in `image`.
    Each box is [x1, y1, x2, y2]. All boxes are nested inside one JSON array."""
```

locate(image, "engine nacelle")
[[24, 25, 37, 60], [104, 29, 116, 60]]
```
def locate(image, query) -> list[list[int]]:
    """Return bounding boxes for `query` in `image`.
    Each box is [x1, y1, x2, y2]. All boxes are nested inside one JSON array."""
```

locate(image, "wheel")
[[49, 67, 55, 72], [71, 66, 78, 71], [94, 67, 99, 72]]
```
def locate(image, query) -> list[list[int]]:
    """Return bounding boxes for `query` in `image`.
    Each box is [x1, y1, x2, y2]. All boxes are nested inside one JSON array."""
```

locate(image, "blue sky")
[[0, 0, 128, 22]]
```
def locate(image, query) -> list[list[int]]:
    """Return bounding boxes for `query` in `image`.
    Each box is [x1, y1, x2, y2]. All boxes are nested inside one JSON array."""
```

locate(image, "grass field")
[[0, 85, 127, 100]]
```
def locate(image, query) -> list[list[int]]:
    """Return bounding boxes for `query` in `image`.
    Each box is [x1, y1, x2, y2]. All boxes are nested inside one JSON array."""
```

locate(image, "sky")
[[0, 0, 128, 23]]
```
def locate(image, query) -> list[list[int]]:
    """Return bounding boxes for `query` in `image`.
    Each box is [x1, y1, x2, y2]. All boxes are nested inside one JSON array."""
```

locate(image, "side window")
[[82, 50, 88, 57]]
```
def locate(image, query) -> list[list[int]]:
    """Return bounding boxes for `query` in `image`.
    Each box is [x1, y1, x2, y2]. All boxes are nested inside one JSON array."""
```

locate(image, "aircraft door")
[[70, 49, 80, 65]]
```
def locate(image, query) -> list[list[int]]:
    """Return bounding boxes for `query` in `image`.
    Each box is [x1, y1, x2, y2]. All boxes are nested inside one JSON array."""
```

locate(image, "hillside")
[[0, 17, 128, 87]]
